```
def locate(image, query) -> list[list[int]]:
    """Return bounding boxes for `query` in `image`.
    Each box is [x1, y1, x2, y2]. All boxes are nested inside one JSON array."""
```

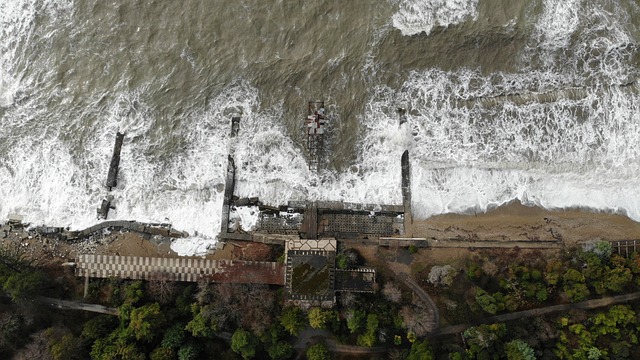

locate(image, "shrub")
[[280, 307, 305, 336], [505, 339, 535, 360], [408, 244, 418, 254], [231, 329, 257, 359], [308, 308, 332, 329], [382, 282, 402, 303], [306, 343, 329, 360], [428, 265, 456, 287]]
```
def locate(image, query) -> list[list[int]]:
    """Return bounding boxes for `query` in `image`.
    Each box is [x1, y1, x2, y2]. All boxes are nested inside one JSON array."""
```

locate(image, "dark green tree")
[[177, 343, 200, 360], [161, 323, 186, 349], [123, 280, 145, 305], [306, 343, 329, 360], [346, 309, 365, 334], [406, 339, 434, 360], [2, 270, 45, 302], [185, 304, 218, 338], [505, 339, 535, 360], [463, 323, 507, 358], [279, 307, 305, 336], [81, 315, 118, 341], [129, 302, 165, 342], [357, 314, 379, 347], [150, 347, 175, 360], [267, 341, 293, 360], [308, 308, 332, 329], [231, 329, 258, 360]]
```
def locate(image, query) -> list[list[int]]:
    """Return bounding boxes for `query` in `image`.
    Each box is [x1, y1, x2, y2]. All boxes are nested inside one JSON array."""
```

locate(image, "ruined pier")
[[106, 132, 124, 190], [220, 117, 240, 235]]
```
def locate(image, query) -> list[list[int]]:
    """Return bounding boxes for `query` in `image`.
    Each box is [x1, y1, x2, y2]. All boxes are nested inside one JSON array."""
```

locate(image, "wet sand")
[[406, 201, 640, 245]]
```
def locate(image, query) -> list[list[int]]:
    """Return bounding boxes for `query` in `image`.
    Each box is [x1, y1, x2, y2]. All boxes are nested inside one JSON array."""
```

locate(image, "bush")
[[161, 323, 186, 349], [231, 329, 257, 359], [475, 288, 504, 315], [505, 339, 535, 360], [345, 310, 365, 334], [356, 314, 379, 347], [308, 308, 332, 329], [150, 347, 175, 360], [177, 343, 200, 360], [267, 341, 293, 360], [336, 254, 349, 270], [408, 244, 418, 254], [428, 265, 456, 287], [584, 241, 612, 260], [306, 343, 329, 360], [406, 339, 434, 360], [280, 307, 305, 336], [382, 282, 402, 303]]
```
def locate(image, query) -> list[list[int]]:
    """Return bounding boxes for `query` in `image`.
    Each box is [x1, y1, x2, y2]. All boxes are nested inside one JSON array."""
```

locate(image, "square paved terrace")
[[285, 238, 337, 305], [287, 250, 335, 301]]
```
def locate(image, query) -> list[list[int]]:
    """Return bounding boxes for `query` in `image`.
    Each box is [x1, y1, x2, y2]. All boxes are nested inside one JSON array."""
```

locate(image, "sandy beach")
[[406, 201, 640, 246]]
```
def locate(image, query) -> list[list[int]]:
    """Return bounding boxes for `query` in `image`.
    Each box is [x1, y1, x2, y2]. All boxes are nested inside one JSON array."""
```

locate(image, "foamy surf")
[[391, 0, 479, 36]]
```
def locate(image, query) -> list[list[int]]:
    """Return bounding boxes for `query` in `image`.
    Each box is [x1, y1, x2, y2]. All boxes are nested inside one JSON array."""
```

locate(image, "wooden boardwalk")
[[75, 254, 284, 285]]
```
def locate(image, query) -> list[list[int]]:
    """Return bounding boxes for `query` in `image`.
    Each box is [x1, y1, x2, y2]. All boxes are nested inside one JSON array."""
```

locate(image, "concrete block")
[[8, 213, 24, 223], [235, 198, 250, 206]]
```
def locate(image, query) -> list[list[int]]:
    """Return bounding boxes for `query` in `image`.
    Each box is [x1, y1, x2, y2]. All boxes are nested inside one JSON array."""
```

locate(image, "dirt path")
[[293, 328, 387, 355], [394, 272, 440, 333], [35, 296, 118, 315], [431, 291, 640, 337]]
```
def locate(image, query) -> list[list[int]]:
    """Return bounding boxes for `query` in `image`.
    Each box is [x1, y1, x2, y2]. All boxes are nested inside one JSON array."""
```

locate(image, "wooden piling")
[[106, 132, 124, 190], [84, 274, 89, 298], [398, 108, 407, 126]]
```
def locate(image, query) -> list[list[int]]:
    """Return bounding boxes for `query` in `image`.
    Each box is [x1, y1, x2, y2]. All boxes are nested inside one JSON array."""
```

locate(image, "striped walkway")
[[75, 254, 284, 285]]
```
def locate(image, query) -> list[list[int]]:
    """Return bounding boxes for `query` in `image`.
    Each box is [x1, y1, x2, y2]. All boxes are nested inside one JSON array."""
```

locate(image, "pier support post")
[[84, 274, 89, 298], [398, 108, 407, 126]]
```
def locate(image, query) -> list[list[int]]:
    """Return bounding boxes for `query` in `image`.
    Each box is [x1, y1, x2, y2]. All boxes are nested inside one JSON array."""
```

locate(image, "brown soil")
[[230, 241, 275, 261], [98, 232, 174, 257]]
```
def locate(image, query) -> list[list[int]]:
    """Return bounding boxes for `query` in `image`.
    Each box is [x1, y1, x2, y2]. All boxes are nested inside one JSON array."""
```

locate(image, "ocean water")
[[1, 0, 639, 254]]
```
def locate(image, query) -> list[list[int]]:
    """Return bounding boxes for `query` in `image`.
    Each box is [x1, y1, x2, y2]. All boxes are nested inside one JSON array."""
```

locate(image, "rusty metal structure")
[[306, 101, 327, 171]]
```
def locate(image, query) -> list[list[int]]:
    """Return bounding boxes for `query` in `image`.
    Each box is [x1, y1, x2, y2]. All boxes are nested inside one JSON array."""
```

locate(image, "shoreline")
[[409, 200, 640, 245], [5, 200, 640, 263]]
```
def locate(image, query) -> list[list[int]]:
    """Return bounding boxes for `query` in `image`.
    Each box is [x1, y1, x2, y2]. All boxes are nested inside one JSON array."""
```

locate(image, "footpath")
[[431, 291, 640, 337]]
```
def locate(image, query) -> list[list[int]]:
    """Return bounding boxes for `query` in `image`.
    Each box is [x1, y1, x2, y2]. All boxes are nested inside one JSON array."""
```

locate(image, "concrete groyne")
[[220, 117, 240, 235], [106, 132, 124, 190]]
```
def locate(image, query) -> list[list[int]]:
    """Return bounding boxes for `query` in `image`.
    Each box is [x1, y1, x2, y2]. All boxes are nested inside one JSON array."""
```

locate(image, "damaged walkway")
[[75, 254, 284, 285]]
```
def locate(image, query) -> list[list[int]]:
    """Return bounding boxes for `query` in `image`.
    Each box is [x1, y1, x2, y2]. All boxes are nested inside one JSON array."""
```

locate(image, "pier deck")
[[75, 254, 284, 285]]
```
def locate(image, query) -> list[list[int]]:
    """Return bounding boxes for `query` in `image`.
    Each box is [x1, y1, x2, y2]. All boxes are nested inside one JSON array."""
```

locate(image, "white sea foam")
[[0, 70, 18, 107], [170, 236, 215, 257], [535, 0, 584, 49], [391, 0, 479, 36], [399, 65, 640, 221], [104, 83, 254, 239], [232, 86, 406, 207], [229, 206, 260, 232]]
